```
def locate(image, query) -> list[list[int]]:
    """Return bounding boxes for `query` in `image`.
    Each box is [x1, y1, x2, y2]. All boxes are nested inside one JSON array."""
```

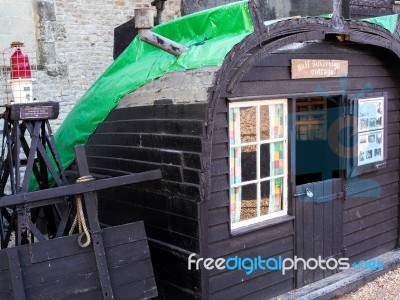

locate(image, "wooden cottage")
[[56, 1, 400, 299]]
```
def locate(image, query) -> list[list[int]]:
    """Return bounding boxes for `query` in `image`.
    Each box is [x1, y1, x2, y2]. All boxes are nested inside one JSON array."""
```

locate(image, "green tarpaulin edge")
[[29, 0, 253, 190], [320, 13, 398, 34], [362, 14, 399, 34]]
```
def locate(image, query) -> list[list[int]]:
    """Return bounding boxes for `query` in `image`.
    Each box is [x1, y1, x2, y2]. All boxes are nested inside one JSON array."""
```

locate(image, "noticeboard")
[[356, 97, 384, 167]]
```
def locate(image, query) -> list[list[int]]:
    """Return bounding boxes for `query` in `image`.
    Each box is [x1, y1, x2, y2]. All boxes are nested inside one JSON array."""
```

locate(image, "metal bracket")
[[343, 184, 348, 202], [375, 162, 386, 169], [294, 188, 314, 198]]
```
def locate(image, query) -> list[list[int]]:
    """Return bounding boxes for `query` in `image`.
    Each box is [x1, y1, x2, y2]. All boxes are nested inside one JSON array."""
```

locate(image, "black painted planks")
[[0, 221, 156, 299], [107, 104, 207, 122]]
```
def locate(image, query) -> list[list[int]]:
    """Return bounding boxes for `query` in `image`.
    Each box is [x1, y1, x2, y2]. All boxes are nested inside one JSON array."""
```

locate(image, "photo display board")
[[356, 97, 384, 166]]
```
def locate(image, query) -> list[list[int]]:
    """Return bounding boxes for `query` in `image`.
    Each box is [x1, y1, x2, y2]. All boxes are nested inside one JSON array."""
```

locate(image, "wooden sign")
[[10, 101, 60, 120], [20, 105, 55, 120], [291, 59, 348, 79]]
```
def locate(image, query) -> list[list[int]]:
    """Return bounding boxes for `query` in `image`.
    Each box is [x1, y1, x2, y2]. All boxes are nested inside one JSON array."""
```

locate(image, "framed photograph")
[[357, 130, 384, 166], [357, 97, 384, 132], [351, 94, 387, 172]]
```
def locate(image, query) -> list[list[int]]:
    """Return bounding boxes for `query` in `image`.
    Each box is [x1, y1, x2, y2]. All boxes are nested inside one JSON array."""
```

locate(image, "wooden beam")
[[332, 0, 344, 29], [0, 169, 162, 207]]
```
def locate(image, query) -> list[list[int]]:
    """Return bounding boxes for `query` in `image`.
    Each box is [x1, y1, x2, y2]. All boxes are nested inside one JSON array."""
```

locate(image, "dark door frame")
[[290, 94, 346, 287]]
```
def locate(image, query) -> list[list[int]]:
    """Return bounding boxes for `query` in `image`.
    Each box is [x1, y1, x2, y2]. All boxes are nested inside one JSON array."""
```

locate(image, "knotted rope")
[[69, 175, 95, 247]]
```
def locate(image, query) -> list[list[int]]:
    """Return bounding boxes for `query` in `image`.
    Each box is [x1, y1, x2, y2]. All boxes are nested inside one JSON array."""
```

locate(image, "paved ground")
[[336, 267, 400, 300]]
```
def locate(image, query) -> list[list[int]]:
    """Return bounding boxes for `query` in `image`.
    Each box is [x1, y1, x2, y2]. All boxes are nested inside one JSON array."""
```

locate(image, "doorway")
[[293, 96, 345, 287]]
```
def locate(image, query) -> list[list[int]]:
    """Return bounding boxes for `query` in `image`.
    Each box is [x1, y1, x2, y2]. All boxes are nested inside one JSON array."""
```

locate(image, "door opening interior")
[[295, 96, 345, 185], [294, 96, 345, 287]]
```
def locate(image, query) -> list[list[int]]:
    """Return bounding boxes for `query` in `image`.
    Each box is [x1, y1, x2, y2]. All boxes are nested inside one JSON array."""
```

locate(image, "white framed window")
[[229, 99, 288, 230]]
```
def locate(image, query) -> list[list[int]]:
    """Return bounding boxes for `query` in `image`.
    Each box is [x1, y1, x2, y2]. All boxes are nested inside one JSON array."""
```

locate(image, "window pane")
[[240, 106, 257, 143], [260, 106, 270, 140], [261, 178, 283, 215], [230, 187, 242, 223], [241, 145, 257, 182], [271, 142, 284, 176], [261, 104, 284, 140], [260, 181, 270, 215], [240, 183, 258, 221], [229, 108, 241, 146], [230, 147, 242, 185], [229, 100, 287, 228], [260, 142, 284, 178], [260, 143, 270, 178]]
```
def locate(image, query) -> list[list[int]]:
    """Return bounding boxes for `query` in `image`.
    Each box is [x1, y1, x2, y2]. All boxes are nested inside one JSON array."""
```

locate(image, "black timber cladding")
[[86, 103, 206, 299], [206, 41, 400, 298]]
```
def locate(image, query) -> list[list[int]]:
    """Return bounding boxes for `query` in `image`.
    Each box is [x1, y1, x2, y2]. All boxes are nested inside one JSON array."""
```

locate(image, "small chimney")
[[332, 0, 345, 29]]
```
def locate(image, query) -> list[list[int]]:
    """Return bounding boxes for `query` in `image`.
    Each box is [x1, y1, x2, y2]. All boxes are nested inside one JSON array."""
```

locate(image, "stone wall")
[[0, 0, 181, 130]]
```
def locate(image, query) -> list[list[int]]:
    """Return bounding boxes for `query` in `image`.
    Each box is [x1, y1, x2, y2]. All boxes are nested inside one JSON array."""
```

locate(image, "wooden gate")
[[295, 178, 344, 287], [0, 222, 156, 299]]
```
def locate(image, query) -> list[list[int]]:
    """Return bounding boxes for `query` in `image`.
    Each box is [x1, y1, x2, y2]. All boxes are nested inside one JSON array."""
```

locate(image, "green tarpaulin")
[[31, 0, 253, 190], [362, 14, 399, 34]]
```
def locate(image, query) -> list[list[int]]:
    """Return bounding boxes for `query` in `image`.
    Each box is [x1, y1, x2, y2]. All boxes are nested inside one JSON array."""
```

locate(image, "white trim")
[[229, 99, 287, 108], [231, 174, 285, 188], [231, 210, 288, 230], [229, 137, 286, 148], [229, 99, 288, 231]]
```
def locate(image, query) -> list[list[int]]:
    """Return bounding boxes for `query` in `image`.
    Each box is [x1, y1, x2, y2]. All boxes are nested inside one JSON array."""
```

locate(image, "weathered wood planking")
[[86, 103, 206, 298], [0, 221, 157, 300]]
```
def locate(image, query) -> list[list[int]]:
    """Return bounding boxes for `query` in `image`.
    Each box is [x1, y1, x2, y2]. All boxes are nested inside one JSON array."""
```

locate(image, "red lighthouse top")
[[10, 42, 32, 79]]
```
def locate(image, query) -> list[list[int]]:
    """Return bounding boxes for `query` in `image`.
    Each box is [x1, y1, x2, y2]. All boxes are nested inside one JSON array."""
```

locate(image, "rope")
[[69, 175, 95, 248]]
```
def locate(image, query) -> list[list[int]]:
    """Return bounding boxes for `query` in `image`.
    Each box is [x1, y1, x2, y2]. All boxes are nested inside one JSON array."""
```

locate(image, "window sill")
[[230, 215, 295, 237]]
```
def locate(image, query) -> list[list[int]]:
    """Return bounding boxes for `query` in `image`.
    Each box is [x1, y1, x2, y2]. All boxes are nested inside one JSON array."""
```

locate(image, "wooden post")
[[332, 0, 344, 29], [342, 0, 350, 19], [75, 145, 114, 299]]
